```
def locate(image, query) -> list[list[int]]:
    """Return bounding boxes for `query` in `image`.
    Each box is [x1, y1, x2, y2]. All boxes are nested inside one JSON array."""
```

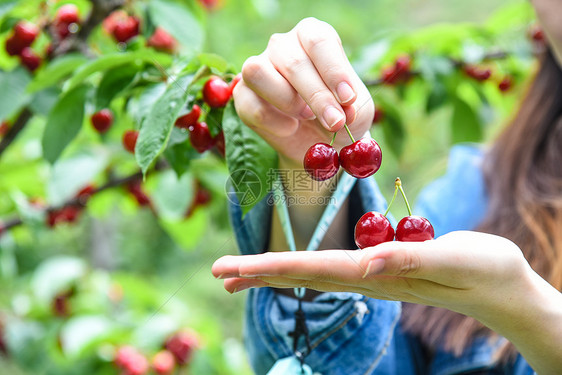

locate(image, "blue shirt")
[[228, 145, 536, 375]]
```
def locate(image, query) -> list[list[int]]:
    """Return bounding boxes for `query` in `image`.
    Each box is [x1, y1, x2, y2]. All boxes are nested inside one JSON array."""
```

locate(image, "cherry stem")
[[343, 123, 356, 143], [383, 184, 398, 217], [395, 177, 412, 216], [329, 132, 337, 146]]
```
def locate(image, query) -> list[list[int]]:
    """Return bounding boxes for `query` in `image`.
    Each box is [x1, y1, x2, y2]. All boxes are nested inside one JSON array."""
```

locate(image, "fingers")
[[241, 54, 315, 121], [212, 250, 367, 282], [233, 81, 300, 138], [295, 18, 357, 106]]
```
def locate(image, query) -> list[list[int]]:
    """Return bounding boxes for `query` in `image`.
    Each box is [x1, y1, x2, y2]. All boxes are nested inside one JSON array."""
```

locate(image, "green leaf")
[[151, 169, 193, 220], [41, 84, 90, 164], [65, 50, 172, 91], [26, 54, 88, 93], [95, 64, 140, 110], [451, 97, 483, 144], [47, 151, 109, 206], [148, 0, 204, 53], [31, 256, 86, 303], [163, 129, 199, 177], [60, 316, 114, 357], [136, 74, 193, 174], [425, 82, 448, 113], [29, 87, 60, 116], [223, 101, 277, 215], [199, 53, 229, 73], [0, 67, 31, 120], [374, 96, 405, 159], [127, 83, 167, 126]]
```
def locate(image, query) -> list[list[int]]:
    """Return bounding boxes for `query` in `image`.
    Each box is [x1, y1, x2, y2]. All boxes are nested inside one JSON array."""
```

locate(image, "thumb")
[[360, 241, 431, 279]]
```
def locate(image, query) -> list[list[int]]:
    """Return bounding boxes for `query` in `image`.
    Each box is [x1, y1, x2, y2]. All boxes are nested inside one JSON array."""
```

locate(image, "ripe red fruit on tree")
[[19, 47, 41, 72], [115, 346, 149, 375], [339, 138, 382, 179], [123, 130, 139, 153], [381, 55, 412, 85], [528, 24, 544, 43], [76, 184, 96, 203], [354, 211, 395, 249], [113, 15, 140, 43], [0, 121, 9, 136], [126, 181, 151, 207], [395, 215, 434, 242], [91, 109, 113, 133], [54, 4, 80, 39], [229, 73, 242, 95], [174, 104, 201, 129], [372, 108, 384, 124], [198, 0, 223, 11], [52, 291, 71, 317], [214, 130, 225, 157], [5, 22, 39, 56], [202, 76, 231, 108], [152, 350, 176, 375], [47, 206, 81, 227], [147, 27, 177, 53], [463, 65, 491, 82], [189, 122, 215, 153], [165, 330, 199, 365], [498, 76, 513, 92], [13, 22, 39, 47], [303, 142, 340, 181]]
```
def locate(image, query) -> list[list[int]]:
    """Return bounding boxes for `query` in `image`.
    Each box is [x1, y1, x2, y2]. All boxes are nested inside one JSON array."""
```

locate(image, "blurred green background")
[[0, 0, 535, 373]]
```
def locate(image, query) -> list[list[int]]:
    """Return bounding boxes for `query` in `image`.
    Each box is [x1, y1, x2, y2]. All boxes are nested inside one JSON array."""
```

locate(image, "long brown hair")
[[401, 48, 562, 360]]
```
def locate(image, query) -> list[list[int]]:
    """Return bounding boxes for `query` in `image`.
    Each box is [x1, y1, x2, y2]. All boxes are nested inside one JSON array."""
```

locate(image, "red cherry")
[[303, 142, 340, 181], [52, 292, 71, 317], [395, 215, 434, 242], [46, 206, 81, 227], [165, 330, 199, 365], [498, 76, 513, 92], [19, 47, 42, 72], [394, 55, 411, 77], [112, 16, 140, 43], [13, 22, 39, 47], [126, 181, 151, 207], [0, 121, 9, 136], [5, 35, 24, 56], [354, 211, 395, 249], [123, 130, 139, 153], [189, 122, 215, 153], [372, 108, 384, 124], [202, 76, 231, 108], [339, 138, 382, 179], [91, 109, 113, 133], [76, 184, 96, 203], [214, 130, 225, 157], [115, 346, 149, 374], [115, 346, 138, 368], [55, 4, 80, 25], [529, 24, 544, 43], [152, 350, 176, 375], [381, 67, 397, 85], [147, 27, 177, 53], [198, 0, 223, 11], [463, 65, 491, 82], [229, 73, 242, 94], [174, 104, 201, 129]]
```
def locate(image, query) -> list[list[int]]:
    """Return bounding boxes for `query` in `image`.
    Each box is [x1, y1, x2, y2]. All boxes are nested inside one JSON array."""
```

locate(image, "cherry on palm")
[[395, 215, 434, 242], [354, 211, 394, 249]]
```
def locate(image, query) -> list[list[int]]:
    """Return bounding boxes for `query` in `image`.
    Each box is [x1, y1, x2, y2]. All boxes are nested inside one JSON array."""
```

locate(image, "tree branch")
[[0, 107, 33, 159]]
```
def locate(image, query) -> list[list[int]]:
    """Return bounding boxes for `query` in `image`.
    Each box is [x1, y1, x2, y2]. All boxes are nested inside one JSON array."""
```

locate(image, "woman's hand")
[[213, 231, 531, 317], [213, 230, 562, 373], [233, 17, 374, 168]]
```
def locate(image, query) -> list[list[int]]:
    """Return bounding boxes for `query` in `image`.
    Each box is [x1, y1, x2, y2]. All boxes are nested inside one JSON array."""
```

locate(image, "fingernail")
[[336, 82, 355, 104], [300, 105, 316, 120], [323, 106, 344, 129], [233, 285, 251, 293], [362, 258, 385, 278]]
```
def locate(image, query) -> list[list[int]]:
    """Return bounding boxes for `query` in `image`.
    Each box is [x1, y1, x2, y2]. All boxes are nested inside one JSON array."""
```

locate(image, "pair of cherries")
[[354, 178, 434, 249], [303, 124, 382, 181]]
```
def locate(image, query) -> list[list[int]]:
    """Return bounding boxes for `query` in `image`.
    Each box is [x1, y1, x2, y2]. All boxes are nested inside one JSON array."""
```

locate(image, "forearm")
[[475, 267, 562, 374]]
